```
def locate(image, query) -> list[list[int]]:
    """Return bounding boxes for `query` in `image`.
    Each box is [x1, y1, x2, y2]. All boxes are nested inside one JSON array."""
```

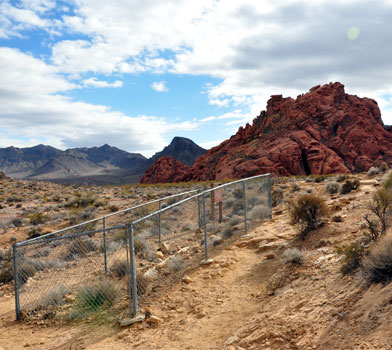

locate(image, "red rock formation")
[[140, 156, 189, 184], [143, 82, 392, 182]]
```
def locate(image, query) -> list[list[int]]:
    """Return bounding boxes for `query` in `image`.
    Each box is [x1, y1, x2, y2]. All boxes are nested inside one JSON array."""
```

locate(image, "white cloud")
[[82, 77, 123, 88], [0, 47, 197, 157], [151, 81, 168, 92]]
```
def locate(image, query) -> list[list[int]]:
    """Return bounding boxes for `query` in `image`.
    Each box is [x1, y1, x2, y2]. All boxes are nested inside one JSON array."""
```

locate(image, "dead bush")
[[362, 235, 392, 283], [281, 248, 305, 265], [289, 194, 328, 240]]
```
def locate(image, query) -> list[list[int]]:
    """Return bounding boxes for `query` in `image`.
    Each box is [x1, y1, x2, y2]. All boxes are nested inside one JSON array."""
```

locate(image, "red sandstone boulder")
[[140, 156, 189, 184], [143, 82, 392, 182]]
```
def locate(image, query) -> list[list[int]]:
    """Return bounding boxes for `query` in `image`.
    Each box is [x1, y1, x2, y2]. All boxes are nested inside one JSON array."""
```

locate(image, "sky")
[[1, 0, 392, 157]]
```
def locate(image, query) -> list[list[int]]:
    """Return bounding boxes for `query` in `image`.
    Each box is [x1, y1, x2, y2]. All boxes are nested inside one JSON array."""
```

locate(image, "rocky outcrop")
[[0, 171, 9, 180], [140, 156, 190, 184], [176, 82, 392, 180]]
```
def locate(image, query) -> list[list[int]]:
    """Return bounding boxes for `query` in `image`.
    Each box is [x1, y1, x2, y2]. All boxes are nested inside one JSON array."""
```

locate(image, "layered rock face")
[[140, 156, 190, 184], [184, 82, 392, 180], [143, 82, 392, 183]]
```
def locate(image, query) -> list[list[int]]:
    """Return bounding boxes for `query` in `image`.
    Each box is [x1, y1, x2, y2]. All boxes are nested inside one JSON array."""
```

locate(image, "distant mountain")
[[150, 137, 206, 166], [0, 144, 62, 177], [0, 137, 205, 184]]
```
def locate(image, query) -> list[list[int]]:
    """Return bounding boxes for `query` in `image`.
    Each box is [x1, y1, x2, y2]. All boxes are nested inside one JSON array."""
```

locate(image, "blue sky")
[[1, 0, 392, 157]]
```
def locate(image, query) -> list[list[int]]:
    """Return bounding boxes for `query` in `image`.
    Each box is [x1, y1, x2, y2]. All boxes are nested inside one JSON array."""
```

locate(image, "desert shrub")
[[134, 236, 155, 262], [110, 259, 128, 278], [383, 173, 392, 191], [368, 188, 392, 237], [271, 188, 283, 207], [314, 175, 325, 183], [379, 162, 389, 173], [325, 181, 339, 195], [337, 242, 365, 275], [43, 285, 71, 307], [11, 217, 23, 228], [28, 212, 48, 225], [0, 261, 13, 283], [340, 179, 360, 194], [18, 261, 37, 285], [6, 195, 23, 203], [182, 223, 193, 231], [65, 194, 96, 208], [232, 188, 244, 200], [168, 256, 185, 272], [75, 280, 118, 312], [248, 204, 270, 221], [112, 228, 128, 243], [281, 248, 305, 265], [368, 167, 379, 176], [362, 235, 392, 283], [289, 194, 328, 240], [224, 197, 235, 209], [336, 174, 347, 183], [108, 204, 119, 212], [64, 238, 99, 260], [28, 226, 42, 238], [291, 183, 300, 193]]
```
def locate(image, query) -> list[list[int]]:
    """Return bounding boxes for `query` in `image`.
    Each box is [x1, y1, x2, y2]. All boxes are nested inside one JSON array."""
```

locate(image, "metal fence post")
[[197, 190, 201, 228], [103, 217, 108, 275], [267, 175, 272, 219], [202, 194, 208, 260], [158, 200, 162, 243], [242, 181, 247, 233], [12, 241, 21, 321], [128, 224, 138, 316]]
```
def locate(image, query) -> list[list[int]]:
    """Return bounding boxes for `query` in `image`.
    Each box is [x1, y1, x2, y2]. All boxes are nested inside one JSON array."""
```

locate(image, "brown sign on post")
[[214, 188, 223, 203]]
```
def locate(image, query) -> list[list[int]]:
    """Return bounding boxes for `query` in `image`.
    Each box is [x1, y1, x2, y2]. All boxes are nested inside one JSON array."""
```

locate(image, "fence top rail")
[[17, 222, 126, 247], [21, 188, 198, 245], [131, 173, 270, 226]]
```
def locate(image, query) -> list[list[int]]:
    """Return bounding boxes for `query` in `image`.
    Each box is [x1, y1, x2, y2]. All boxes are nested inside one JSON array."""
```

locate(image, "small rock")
[[182, 275, 193, 284], [265, 253, 275, 260], [210, 235, 223, 247], [332, 215, 343, 222], [156, 251, 164, 259], [147, 315, 162, 327], [118, 314, 145, 327], [196, 311, 206, 319], [200, 259, 214, 266], [226, 335, 240, 345], [160, 242, 172, 255]]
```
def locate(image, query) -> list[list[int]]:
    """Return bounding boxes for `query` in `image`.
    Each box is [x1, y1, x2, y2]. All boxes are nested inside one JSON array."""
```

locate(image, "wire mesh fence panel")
[[15, 225, 130, 322], [130, 195, 205, 312], [245, 176, 272, 231]]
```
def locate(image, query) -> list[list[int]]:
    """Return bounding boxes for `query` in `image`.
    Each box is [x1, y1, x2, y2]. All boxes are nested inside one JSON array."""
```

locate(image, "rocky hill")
[[142, 82, 392, 183], [149, 137, 206, 166], [140, 156, 190, 184]]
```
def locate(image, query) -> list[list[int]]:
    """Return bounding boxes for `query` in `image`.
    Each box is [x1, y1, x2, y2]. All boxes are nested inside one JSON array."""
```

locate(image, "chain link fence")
[[12, 174, 271, 322]]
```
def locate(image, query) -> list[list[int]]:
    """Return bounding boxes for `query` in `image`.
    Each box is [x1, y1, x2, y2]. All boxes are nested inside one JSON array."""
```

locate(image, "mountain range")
[[0, 137, 205, 185]]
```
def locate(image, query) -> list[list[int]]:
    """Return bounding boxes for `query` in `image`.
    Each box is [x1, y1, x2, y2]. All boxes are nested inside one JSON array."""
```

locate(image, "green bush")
[[337, 242, 365, 275], [340, 179, 360, 194], [75, 280, 118, 312], [289, 193, 328, 240], [0, 261, 13, 283], [368, 188, 392, 236]]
